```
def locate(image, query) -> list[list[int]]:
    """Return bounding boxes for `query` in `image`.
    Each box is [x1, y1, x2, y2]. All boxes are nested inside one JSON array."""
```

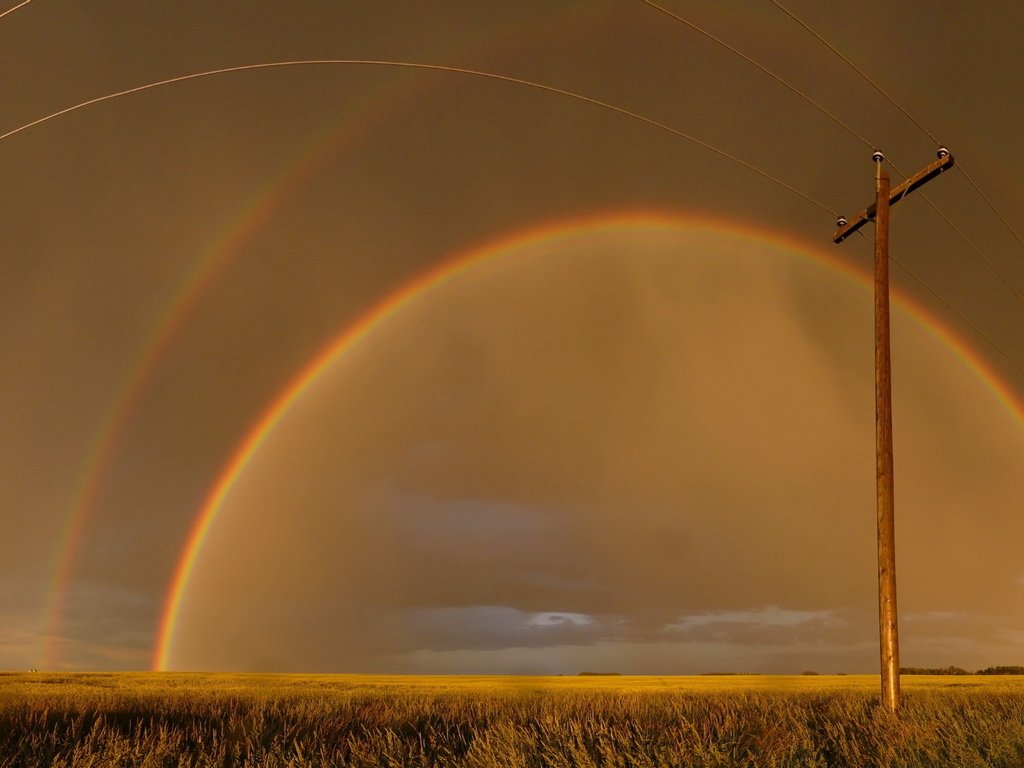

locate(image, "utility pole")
[[833, 148, 955, 713]]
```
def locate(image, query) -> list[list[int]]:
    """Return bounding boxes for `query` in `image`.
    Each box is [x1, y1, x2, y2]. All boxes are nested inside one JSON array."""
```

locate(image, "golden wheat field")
[[2, 672, 1023, 767]]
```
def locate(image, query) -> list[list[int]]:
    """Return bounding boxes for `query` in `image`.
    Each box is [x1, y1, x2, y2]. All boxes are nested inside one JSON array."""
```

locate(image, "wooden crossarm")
[[833, 153, 955, 243]]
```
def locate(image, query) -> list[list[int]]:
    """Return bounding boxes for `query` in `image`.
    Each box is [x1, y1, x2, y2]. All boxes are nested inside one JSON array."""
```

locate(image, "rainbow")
[[151, 210, 1024, 671], [40, 1, 611, 669], [39, 62, 441, 669]]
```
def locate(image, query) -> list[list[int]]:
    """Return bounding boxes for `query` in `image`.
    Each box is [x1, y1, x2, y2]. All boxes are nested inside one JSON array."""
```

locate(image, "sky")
[[1, 0, 1022, 674]]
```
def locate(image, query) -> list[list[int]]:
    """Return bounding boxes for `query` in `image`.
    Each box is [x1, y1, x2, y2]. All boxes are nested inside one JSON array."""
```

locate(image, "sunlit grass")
[[1, 672, 1022, 766]]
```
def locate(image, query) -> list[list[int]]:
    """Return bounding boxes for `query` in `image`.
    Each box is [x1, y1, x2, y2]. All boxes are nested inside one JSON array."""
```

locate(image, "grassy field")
[[1, 672, 1023, 767]]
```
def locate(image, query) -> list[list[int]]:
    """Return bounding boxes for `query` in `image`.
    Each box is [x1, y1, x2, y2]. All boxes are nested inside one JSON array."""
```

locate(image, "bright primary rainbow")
[[152, 210, 1024, 671]]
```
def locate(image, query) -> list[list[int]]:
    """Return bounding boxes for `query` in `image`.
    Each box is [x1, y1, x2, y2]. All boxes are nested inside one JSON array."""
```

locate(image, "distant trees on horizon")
[[900, 665, 1024, 675], [571, 666, 1024, 676]]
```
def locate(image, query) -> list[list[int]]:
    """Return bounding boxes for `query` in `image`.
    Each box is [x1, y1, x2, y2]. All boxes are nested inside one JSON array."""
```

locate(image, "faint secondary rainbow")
[[152, 210, 1024, 671], [38, 65, 442, 670]]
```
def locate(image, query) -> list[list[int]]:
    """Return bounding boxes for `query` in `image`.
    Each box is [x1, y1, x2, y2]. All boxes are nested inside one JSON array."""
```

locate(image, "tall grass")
[[1, 673, 1022, 767]]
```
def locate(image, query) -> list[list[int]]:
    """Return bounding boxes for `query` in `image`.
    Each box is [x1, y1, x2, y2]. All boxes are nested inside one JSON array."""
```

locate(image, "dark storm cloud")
[[377, 607, 608, 653], [372, 604, 860, 657]]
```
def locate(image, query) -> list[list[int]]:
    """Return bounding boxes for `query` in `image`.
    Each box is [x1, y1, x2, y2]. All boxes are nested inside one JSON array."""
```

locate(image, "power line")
[[639, 0, 874, 150], [866, 148, 1024, 347], [637, 0, 1022, 312], [767, 0, 1024, 266], [767, 0, 940, 146], [893, 254, 1024, 379], [884, 157, 1024, 310], [636, 0, 1004, 309], [917, 189, 1024, 307], [638, 0, 913, 231], [0, 0, 31, 21], [957, 164, 1024, 252], [0, 58, 837, 216], [855, 227, 1024, 379]]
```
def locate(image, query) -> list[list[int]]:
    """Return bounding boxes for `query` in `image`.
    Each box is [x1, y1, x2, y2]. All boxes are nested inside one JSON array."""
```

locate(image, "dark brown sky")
[[2, 0, 1022, 673]]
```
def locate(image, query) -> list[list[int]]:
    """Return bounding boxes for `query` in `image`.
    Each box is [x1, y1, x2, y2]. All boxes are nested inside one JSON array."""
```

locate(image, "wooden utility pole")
[[872, 161, 899, 713], [833, 148, 955, 713]]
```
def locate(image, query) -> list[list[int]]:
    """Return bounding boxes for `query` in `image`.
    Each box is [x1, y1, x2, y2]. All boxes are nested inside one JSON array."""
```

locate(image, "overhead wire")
[[890, 246, 1024, 379], [854, 224, 1024, 376], [0, 0, 31, 21], [767, 0, 939, 145], [767, 0, 1024, 277], [637, 1, 913, 205], [917, 189, 1024, 306], [641, 0, 1024, 373], [635, 2, 910, 237], [880, 165, 1024, 313], [880, 161, 1022, 317], [880, 160, 1022, 308], [876, 179, 1022, 375], [850, 221, 1024, 381], [956, 166, 1024, 252], [0, 58, 838, 217], [640, 0, 875, 150]]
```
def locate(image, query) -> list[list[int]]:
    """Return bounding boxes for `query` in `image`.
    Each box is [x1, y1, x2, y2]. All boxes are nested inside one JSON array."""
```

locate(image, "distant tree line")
[[900, 665, 1024, 675], [900, 666, 971, 675], [977, 666, 1024, 675]]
